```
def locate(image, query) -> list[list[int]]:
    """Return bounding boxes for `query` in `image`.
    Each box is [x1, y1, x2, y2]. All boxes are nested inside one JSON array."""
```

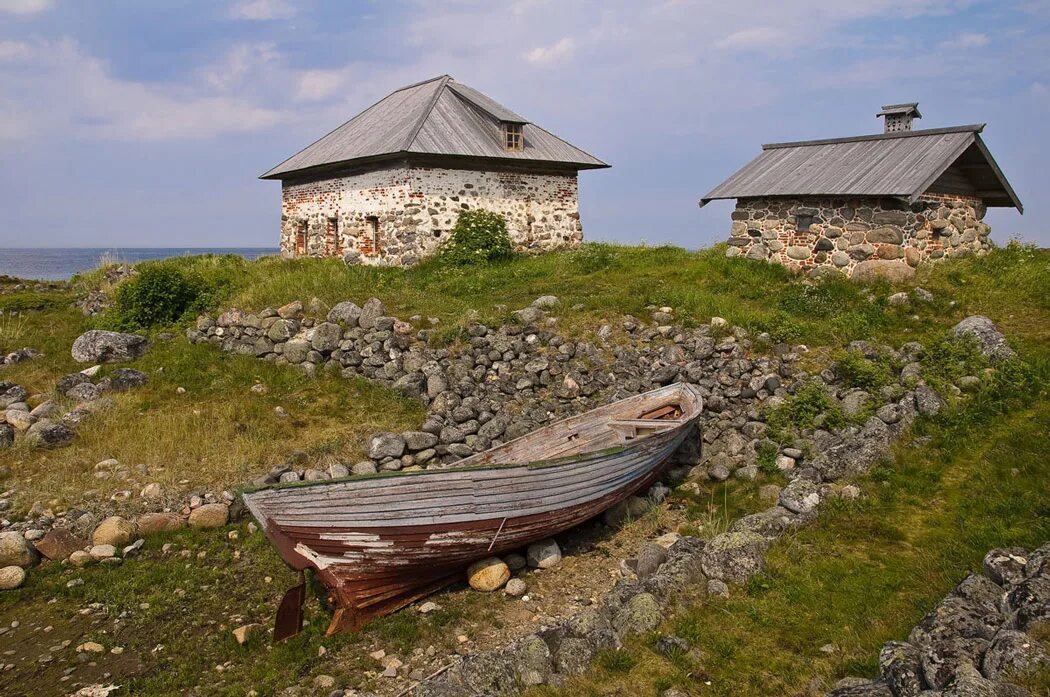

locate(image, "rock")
[[914, 386, 946, 417], [89, 544, 116, 560], [826, 680, 893, 696], [369, 432, 406, 459], [879, 641, 923, 697], [76, 641, 105, 654], [467, 557, 510, 592], [982, 547, 1029, 587], [504, 578, 528, 597], [504, 553, 527, 571], [69, 550, 94, 568], [654, 532, 682, 549], [513, 306, 545, 324], [707, 578, 730, 597], [92, 517, 136, 546], [613, 592, 663, 635], [105, 368, 149, 391], [188, 503, 228, 528], [351, 461, 378, 476], [952, 316, 1015, 363], [0, 532, 37, 568], [779, 478, 822, 515], [532, 295, 558, 308], [0, 565, 26, 590], [33, 529, 87, 561], [327, 463, 349, 479], [140, 482, 163, 500], [358, 298, 385, 330], [982, 629, 1050, 680], [526, 539, 562, 569], [700, 531, 770, 582], [635, 542, 668, 578], [311, 322, 343, 352], [277, 300, 303, 319], [655, 635, 691, 656], [327, 301, 362, 326], [850, 260, 916, 283], [134, 512, 185, 536], [1007, 574, 1050, 630], [403, 431, 439, 451], [71, 330, 149, 363], [233, 623, 262, 645], [418, 600, 441, 614], [602, 496, 650, 526], [25, 420, 75, 448]]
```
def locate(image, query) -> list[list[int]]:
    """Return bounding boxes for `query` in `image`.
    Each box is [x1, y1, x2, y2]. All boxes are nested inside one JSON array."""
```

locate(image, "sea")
[[0, 248, 280, 281]]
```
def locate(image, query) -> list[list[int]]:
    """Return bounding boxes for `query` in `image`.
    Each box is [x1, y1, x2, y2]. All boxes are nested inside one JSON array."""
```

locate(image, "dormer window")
[[503, 122, 523, 151]]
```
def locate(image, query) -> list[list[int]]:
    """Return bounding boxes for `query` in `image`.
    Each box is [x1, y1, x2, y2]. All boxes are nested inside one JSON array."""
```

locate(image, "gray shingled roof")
[[699, 125, 1022, 212], [261, 75, 608, 179]]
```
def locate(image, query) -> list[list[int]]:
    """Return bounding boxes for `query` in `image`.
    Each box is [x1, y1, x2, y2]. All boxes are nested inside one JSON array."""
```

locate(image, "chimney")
[[877, 103, 922, 133]]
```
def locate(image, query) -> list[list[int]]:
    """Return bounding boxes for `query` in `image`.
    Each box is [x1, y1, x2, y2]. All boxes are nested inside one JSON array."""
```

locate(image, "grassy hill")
[[0, 242, 1047, 696]]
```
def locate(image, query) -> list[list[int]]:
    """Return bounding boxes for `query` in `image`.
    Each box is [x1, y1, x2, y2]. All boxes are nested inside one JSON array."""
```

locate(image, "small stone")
[[88, 545, 116, 560], [707, 579, 730, 597], [68, 550, 94, 568], [505, 578, 528, 597], [418, 601, 441, 614], [526, 538, 562, 569], [76, 641, 104, 653], [232, 623, 262, 645]]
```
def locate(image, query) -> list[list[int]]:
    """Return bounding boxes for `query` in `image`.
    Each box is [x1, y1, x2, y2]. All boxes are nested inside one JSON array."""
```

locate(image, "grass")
[[2, 242, 1049, 695]]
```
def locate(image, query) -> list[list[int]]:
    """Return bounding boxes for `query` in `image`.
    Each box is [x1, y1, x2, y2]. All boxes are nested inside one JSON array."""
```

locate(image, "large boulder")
[[71, 330, 149, 363], [188, 503, 229, 529], [327, 301, 362, 326], [952, 316, 1015, 363], [92, 516, 136, 546], [467, 557, 510, 592], [982, 629, 1050, 680], [850, 260, 916, 283], [0, 565, 26, 590], [0, 532, 38, 568], [358, 298, 385, 330], [25, 420, 75, 448], [33, 529, 87, 561], [369, 432, 406, 459], [526, 539, 562, 569], [700, 531, 770, 582]]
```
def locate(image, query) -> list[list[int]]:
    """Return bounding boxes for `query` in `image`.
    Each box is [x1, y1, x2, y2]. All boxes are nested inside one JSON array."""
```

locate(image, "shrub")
[[437, 209, 515, 266], [756, 441, 780, 475], [835, 349, 895, 391], [766, 379, 844, 439], [111, 263, 214, 329], [921, 333, 986, 388]]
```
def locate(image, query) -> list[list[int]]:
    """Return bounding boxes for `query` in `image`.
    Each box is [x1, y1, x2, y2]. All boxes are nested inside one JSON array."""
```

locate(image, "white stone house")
[[261, 75, 609, 265]]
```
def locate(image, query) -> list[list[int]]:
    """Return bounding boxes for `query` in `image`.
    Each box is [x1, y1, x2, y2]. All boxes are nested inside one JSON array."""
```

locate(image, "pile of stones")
[[0, 496, 232, 591], [828, 544, 1050, 696], [410, 315, 1017, 695], [0, 347, 39, 367]]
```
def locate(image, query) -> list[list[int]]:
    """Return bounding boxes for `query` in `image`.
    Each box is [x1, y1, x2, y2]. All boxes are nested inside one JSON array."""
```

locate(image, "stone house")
[[699, 104, 1022, 278], [261, 75, 608, 265]]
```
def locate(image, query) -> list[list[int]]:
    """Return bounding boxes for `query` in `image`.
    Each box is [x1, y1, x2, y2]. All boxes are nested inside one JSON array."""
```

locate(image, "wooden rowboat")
[[244, 382, 703, 638]]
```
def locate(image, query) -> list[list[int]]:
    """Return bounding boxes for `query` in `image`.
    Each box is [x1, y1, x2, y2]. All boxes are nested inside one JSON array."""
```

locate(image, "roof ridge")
[[763, 124, 985, 150], [391, 74, 451, 94], [400, 75, 451, 153]]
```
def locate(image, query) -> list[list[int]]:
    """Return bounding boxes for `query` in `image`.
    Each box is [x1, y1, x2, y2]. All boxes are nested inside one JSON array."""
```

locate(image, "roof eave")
[[971, 134, 1023, 213]]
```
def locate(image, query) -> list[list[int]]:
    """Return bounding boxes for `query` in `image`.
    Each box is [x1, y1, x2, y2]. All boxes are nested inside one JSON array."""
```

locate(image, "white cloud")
[[0, 39, 287, 142], [524, 37, 575, 65], [942, 31, 990, 48], [716, 26, 785, 50], [0, 40, 31, 60], [229, 0, 295, 21], [295, 69, 347, 101], [0, 0, 52, 15]]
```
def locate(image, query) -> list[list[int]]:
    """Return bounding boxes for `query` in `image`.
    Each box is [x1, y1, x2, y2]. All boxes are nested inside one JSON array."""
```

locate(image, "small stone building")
[[261, 75, 608, 265], [699, 104, 1023, 277]]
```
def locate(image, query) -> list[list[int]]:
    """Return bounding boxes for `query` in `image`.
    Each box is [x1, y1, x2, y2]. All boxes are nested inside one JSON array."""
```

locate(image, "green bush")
[[111, 263, 214, 329], [437, 209, 515, 266], [835, 349, 895, 391], [921, 333, 986, 388], [766, 379, 844, 439]]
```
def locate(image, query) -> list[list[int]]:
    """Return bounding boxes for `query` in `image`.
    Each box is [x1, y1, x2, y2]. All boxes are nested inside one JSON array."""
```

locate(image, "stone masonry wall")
[[281, 166, 582, 266], [724, 194, 992, 276]]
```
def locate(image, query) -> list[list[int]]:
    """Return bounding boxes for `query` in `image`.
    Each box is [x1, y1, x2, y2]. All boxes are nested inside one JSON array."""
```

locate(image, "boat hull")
[[244, 383, 703, 634]]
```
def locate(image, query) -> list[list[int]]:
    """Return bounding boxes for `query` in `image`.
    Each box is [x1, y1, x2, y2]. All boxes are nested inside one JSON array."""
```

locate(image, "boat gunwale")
[[241, 384, 703, 499]]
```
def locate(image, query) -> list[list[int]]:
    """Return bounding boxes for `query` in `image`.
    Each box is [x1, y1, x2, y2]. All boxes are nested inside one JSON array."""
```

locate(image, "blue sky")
[[0, 0, 1047, 249]]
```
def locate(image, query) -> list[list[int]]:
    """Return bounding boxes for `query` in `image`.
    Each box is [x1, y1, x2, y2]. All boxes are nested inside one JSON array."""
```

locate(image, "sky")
[[0, 0, 1048, 250]]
